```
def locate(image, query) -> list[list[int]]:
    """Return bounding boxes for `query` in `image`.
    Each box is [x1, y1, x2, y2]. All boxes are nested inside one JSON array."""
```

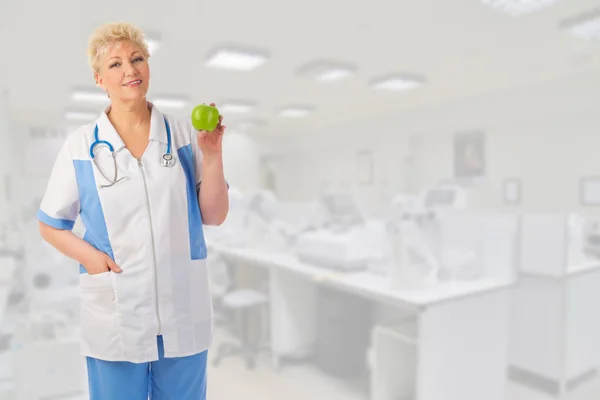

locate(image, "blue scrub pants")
[[86, 336, 207, 400]]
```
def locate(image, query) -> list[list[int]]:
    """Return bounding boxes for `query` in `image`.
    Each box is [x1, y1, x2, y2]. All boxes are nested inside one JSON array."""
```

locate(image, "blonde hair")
[[87, 22, 150, 75]]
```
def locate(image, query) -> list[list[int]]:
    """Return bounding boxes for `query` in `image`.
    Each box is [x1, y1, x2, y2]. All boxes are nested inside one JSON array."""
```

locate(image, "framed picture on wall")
[[580, 176, 600, 206], [502, 178, 521, 205], [454, 131, 485, 181], [356, 150, 373, 185]]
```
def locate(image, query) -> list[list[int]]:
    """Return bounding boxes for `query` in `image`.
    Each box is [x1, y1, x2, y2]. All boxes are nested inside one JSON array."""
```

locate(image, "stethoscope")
[[90, 116, 175, 188]]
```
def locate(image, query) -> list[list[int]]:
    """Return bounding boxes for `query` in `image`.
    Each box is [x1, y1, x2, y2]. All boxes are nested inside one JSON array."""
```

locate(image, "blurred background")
[[1, 0, 600, 399]]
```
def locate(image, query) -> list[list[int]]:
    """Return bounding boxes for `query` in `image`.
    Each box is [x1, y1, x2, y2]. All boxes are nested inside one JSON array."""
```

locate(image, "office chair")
[[208, 255, 269, 370]]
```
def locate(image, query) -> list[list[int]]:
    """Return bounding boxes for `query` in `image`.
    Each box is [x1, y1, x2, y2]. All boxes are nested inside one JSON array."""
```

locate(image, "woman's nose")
[[124, 61, 137, 74]]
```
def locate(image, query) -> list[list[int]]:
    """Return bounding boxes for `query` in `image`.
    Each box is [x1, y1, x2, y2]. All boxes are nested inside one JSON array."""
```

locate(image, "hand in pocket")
[[83, 250, 122, 275]]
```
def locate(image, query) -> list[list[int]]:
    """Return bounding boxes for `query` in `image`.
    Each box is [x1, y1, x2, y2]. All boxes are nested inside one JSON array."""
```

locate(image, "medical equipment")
[[206, 189, 298, 252], [90, 116, 174, 188], [0, 219, 23, 327], [0, 254, 18, 334], [242, 190, 298, 252], [10, 308, 85, 400], [421, 183, 467, 211], [583, 218, 600, 259], [566, 215, 600, 264], [386, 184, 469, 289], [562, 214, 600, 264], [387, 194, 440, 288], [4, 228, 83, 399], [295, 190, 381, 271], [1, 247, 83, 400]]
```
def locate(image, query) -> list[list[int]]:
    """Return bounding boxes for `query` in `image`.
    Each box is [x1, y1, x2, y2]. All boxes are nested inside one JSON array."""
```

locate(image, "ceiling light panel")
[[146, 37, 160, 55], [481, 0, 562, 16], [205, 46, 269, 71], [370, 74, 425, 91], [151, 96, 188, 109], [296, 60, 357, 82], [278, 106, 314, 118], [560, 9, 600, 40], [236, 119, 266, 131], [64, 111, 97, 122], [144, 30, 162, 56], [219, 102, 257, 114], [71, 88, 109, 103]]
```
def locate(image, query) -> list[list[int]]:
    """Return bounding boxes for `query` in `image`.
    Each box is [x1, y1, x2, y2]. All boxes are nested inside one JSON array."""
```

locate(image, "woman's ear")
[[94, 72, 103, 89], [94, 73, 109, 98]]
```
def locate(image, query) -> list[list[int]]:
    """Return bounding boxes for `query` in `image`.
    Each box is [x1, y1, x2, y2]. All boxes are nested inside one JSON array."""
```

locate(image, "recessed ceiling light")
[[236, 119, 266, 131], [560, 9, 600, 40], [205, 46, 269, 71], [278, 106, 314, 118], [151, 96, 188, 109], [296, 60, 356, 82], [146, 37, 160, 55], [317, 69, 354, 82], [480, 0, 561, 16], [220, 102, 256, 114], [143, 30, 162, 56], [370, 74, 425, 91], [64, 111, 97, 122], [71, 88, 109, 103]]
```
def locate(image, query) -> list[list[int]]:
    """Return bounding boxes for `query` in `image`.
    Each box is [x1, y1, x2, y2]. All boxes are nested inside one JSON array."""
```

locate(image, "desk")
[[508, 263, 600, 399], [208, 241, 513, 400], [512, 213, 600, 398]]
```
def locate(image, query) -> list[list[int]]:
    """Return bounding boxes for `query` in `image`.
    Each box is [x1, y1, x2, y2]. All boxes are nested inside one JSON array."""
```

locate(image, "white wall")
[[258, 70, 600, 215], [222, 132, 262, 192], [14, 124, 66, 224], [0, 89, 17, 227], [409, 114, 600, 213], [262, 123, 410, 218]]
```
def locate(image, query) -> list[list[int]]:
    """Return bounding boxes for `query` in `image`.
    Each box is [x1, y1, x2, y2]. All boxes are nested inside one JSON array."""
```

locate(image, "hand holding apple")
[[192, 102, 225, 158], [191, 103, 220, 131]]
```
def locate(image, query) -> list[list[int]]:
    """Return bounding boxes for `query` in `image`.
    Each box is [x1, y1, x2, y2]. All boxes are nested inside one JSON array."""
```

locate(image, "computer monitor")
[[424, 188, 457, 208], [319, 191, 364, 227]]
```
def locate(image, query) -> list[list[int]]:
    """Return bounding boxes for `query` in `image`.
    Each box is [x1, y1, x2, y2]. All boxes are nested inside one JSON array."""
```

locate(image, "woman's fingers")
[[104, 255, 122, 273]]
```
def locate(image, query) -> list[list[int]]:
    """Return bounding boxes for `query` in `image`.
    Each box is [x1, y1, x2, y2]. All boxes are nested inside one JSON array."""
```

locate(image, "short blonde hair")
[[87, 22, 150, 74]]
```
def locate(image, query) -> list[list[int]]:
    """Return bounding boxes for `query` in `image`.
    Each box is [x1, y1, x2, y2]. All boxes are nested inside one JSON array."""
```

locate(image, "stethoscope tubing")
[[89, 116, 174, 187]]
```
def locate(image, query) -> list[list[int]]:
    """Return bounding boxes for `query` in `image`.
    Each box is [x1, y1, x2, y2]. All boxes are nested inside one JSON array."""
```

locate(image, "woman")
[[37, 22, 229, 399]]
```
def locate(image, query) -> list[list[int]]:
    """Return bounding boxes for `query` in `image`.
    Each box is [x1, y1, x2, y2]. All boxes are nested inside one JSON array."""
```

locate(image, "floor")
[[0, 326, 599, 399], [207, 327, 367, 400], [505, 381, 600, 400], [207, 326, 600, 400]]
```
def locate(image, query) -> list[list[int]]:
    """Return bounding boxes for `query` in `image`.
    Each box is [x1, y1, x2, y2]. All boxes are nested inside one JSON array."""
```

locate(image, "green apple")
[[191, 104, 220, 131]]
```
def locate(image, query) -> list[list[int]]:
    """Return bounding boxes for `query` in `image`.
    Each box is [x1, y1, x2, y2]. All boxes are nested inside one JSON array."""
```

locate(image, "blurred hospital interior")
[[1, 0, 600, 399]]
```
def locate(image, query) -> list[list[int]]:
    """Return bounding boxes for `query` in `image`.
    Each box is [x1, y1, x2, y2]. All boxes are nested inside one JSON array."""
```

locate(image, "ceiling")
[[0, 0, 599, 137]]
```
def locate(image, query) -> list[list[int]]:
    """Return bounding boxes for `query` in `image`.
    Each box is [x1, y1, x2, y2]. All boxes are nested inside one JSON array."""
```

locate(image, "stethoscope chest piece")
[[91, 116, 176, 187], [161, 153, 176, 167]]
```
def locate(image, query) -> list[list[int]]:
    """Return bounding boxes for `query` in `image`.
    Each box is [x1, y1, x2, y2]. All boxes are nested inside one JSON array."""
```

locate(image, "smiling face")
[[94, 40, 150, 105]]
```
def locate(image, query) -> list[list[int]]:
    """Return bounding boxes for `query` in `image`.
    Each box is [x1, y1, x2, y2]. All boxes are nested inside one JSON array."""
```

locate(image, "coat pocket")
[[79, 272, 121, 358]]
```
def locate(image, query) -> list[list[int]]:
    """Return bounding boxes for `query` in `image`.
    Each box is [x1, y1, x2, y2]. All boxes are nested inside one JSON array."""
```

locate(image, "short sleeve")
[[36, 141, 80, 230]]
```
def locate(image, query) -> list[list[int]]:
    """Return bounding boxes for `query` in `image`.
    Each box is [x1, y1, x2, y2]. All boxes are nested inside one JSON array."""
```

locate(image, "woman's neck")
[[107, 98, 151, 132]]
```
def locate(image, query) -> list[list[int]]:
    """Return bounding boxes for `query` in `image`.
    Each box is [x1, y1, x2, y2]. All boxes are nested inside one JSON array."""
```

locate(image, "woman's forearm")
[[198, 155, 229, 226], [38, 221, 98, 265]]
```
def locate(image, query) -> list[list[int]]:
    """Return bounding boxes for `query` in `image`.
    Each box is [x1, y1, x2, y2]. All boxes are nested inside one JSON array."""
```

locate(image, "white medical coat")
[[37, 103, 216, 363]]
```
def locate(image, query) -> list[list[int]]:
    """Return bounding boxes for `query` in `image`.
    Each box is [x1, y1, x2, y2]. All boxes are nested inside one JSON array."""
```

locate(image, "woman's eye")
[[110, 62, 120, 68], [133, 57, 144, 63]]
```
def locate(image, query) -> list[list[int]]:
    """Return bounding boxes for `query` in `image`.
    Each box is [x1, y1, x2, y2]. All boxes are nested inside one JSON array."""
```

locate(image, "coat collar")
[[94, 101, 167, 153]]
